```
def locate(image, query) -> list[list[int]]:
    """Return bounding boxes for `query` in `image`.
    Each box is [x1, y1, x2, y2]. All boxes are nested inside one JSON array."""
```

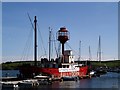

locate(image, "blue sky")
[[2, 2, 118, 62]]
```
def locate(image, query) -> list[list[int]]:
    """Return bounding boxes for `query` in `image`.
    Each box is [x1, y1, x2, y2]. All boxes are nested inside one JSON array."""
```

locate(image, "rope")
[[51, 30, 58, 58], [21, 13, 34, 61], [37, 23, 47, 58], [66, 42, 79, 55], [27, 13, 34, 29], [66, 42, 85, 61], [21, 28, 33, 61]]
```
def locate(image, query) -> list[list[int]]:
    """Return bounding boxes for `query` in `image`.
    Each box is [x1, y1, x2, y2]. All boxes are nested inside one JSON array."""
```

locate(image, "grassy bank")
[[0, 61, 35, 70], [0, 60, 120, 70], [91, 60, 120, 68]]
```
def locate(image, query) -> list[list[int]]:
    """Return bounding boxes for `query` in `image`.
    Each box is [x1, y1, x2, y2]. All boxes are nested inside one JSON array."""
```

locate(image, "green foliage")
[[1, 60, 120, 70], [91, 60, 120, 68], [1, 61, 35, 70]]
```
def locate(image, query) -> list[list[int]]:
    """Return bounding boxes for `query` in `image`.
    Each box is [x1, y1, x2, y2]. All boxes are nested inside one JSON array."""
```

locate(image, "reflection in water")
[[49, 72, 119, 88]]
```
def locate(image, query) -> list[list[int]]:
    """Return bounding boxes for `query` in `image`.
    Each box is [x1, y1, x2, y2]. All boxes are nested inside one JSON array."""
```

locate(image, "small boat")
[[34, 75, 49, 79], [61, 76, 79, 81], [18, 79, 38, 88], [89, 70, 95, 76], [95, 67, 107, 75], [1, 81, 18, 88], [34, 75, 52, 84], [18, 82, 33, 88], [37, 79, 52, 85]]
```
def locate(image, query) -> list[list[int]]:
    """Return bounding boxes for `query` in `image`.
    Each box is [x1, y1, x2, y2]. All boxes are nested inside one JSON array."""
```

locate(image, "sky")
[[0, 2, 2, 64], [2, 2, 118, 62], [1, 0, 120, 2]]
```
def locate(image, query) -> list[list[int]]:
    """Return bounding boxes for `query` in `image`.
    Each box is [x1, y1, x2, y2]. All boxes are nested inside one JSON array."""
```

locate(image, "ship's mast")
[[34, 16, 37, 66], [49, 27, 52, 61]]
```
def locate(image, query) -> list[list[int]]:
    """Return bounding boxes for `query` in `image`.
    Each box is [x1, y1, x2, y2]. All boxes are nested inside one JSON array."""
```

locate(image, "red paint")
[[20, 66, 88, 78]]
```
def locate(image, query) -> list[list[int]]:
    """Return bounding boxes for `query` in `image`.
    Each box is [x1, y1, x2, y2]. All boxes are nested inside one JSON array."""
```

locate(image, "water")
[[1, 70, 20, 77], [1, 70, 120, 89]]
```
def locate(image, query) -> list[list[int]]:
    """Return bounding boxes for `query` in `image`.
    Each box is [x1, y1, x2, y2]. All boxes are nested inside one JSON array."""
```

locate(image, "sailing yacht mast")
[[49, 27, 52, 61], [79, 41, 81, 61], [89, 46, 92, 61], [97, 35, 101, 62]]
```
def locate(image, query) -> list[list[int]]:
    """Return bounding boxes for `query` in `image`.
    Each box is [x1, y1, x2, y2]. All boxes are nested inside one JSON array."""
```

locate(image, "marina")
[[2, 2, 119, 90], [1, 15, 120, 89]]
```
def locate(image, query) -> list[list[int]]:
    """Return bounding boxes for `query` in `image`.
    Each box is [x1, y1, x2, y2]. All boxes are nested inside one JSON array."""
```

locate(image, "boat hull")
[[19, 66, 88, 78]]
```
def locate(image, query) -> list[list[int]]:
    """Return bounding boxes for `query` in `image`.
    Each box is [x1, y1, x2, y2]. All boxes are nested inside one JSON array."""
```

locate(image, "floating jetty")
[[18, 79, 39, 88], [1, 81, 19, 88], [1, 75, 53, 89], [1, 79, 50, 89]]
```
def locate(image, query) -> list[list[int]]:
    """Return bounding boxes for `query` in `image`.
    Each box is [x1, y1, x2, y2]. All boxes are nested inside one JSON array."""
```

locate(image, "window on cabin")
[[66, 65, 69, 68], [62, 65, 69, 68], [63, 65, 66, 68]]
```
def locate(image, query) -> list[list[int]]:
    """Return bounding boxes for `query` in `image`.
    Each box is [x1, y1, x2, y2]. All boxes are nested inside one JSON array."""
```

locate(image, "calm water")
[[1, 70, 120, 89], [1, 70, 19, 77]]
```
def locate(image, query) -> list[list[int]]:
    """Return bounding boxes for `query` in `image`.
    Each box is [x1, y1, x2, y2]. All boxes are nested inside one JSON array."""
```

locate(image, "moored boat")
[[1, 81, 18, 88], [19, 16, 89, 79]]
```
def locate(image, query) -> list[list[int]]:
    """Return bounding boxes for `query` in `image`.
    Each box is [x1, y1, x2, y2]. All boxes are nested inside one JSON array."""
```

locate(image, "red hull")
[[20, 66, 88, 78]]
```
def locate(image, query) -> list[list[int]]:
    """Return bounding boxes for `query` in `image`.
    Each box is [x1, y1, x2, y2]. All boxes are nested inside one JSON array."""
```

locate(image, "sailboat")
[[19, 16, 89, 79]]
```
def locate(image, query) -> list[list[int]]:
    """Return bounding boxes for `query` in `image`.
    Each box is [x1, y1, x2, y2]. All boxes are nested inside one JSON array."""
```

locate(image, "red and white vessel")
[[19, 16, 89, 79]]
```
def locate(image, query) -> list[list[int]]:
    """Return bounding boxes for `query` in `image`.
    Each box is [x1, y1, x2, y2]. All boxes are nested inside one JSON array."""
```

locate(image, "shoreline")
[[1, 60, 120, 70]]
